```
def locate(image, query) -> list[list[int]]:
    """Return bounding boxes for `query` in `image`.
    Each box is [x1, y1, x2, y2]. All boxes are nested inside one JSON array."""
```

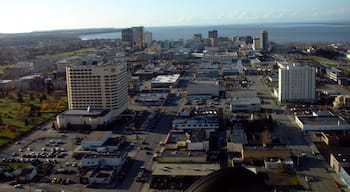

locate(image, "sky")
[[0, 0, 350, 33]]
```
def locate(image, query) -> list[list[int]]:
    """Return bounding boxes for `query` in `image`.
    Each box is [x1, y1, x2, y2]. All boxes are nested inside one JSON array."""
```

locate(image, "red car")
[[335, 181, 340, 188]]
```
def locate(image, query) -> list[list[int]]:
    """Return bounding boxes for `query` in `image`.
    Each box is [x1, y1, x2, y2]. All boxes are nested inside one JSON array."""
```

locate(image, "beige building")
[[132, 26, 144, 50], [334, 95, 350, 109], [66, 63, 128, 118], [330, 153, 350, 173], [259, 30, 268, 51], [278, 63, 316, 103]]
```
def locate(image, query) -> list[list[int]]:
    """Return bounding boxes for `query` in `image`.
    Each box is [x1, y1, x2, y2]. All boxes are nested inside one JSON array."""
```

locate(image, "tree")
[[17, 92, 24, 103], [40, 94, 47, 102], [16, 106, 30, 122], [41, 101, 50, 111], [29, 93, 35, 100], [261, 129, 272, 148]]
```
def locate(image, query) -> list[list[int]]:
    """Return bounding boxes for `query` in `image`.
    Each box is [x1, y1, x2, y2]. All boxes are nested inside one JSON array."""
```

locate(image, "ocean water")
[[80, 23, 350, 43]]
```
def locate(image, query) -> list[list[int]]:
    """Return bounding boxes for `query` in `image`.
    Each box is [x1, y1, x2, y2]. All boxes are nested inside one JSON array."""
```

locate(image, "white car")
[[35, 189, 46, 192], [14, 184, 23, 188]]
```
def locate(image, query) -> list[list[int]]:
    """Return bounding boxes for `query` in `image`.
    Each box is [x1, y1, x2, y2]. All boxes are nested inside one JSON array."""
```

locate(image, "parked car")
[[8, 181, 18, 186], [14, 184, 23, 188], [304, 176, 317, 182]]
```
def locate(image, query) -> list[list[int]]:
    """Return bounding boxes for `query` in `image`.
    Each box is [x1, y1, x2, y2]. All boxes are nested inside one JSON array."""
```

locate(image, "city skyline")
[[1, 0, 350, 33]]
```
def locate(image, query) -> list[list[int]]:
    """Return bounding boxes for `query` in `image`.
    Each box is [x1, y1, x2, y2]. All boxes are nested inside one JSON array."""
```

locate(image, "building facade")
[[253, 38, 261, 50], [66, 63, 128, 118], [132, 26, 144, 50], [143, 31, 153, 48], [208, 30, 218, 39], [121, 28, 133, 43], [278, 64, 316, 103], [259, 30, 268, 51]]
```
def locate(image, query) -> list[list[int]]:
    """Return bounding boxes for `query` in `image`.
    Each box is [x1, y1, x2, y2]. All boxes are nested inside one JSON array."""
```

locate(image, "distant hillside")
[[0, 28, 122, 38], [0, 28, 122, 47]]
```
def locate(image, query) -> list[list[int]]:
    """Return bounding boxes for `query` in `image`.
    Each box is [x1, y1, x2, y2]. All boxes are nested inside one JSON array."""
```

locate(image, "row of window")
[[69, 69, 92, 72], [174, 124, 218, 128]]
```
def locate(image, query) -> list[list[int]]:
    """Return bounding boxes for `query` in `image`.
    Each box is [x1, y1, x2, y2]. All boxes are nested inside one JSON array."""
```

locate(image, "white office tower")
[[278, 63, 315, 103], [66, 62, 128, 118]]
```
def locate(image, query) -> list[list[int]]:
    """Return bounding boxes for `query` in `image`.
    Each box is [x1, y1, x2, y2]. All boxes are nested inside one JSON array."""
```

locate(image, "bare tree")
[[261, 129, 272, 148]]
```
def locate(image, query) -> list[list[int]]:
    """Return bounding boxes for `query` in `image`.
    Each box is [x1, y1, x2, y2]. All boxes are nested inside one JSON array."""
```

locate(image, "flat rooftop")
[[138, 93, 168, 101], [231, 97, 261, 105], [92, 169, 115, 178], [298, 116, 349, 126], [104, 137, 124, 146], [0, 80, 12, 84], [332, 153, 350, 163], [61, 109, 110, 117], [167, 131, 207, 144], [151, 74, 180, 84], [162, 150, 207, 158], [82, 152, 126, 159], [226, 90, 257, 98], [244, 145, 289, 151], [173, 115, 219, 124], [152, 163, 220, 176], [167, 132, 188, 144]]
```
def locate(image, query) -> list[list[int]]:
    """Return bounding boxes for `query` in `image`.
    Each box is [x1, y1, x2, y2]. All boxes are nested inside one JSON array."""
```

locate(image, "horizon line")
[[1, 20, 350, 34]]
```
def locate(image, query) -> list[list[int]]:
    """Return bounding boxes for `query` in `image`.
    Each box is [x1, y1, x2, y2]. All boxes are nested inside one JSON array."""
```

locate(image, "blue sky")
[[1, 0, 349, 33]]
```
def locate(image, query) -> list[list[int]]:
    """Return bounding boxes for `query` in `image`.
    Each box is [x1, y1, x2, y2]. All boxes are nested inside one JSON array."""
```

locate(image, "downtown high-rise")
[[278, 63, 316, 103], [66, 62, 128, 118]]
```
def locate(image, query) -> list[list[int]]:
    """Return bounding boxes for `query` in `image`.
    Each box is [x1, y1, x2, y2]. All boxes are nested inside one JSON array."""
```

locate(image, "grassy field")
[[0, 64, 16, 72], [0, 92, 67, 146], [305, 56, 342, 68], [36, 47, 95, 59]]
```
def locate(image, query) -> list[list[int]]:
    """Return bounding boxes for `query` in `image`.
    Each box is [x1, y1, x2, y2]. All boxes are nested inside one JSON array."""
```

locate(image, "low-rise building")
[[16, 74, 44, 91], [80, 168, 117, 185], [151, 74, 180, 88], [0, 80, 14, 92], [327, 68, 347, 83], [243, 145, 291, 162], [81, 152, 128, 168], [187, 80, 219, 100], [151, 163, 220, 190], [135, 92, 168, 106], [264, 157, 294, 171], [56, 109, 113, 130], [157, 150, 207, 163], [230, 97, 261, 112], [295, 113, 350, 131], [229, 129, 248, 144], [172, 115, 219, 137], [80, 132, 125, 152], [330, 153, 350, 173], [320, 131, 350, 146], [162, 130, 209, 151], [333, 95, 350, 109]]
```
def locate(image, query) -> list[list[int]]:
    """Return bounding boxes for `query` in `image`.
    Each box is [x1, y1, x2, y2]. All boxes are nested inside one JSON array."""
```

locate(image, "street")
[[249, 75, 344, 192]]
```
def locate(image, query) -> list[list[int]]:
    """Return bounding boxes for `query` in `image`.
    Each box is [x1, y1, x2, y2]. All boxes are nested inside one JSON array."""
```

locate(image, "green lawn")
[[0, 92, 67, 146], [0, 63, 16, 72], [306, 56, 342, 68], [36, 48, 95, 59]]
